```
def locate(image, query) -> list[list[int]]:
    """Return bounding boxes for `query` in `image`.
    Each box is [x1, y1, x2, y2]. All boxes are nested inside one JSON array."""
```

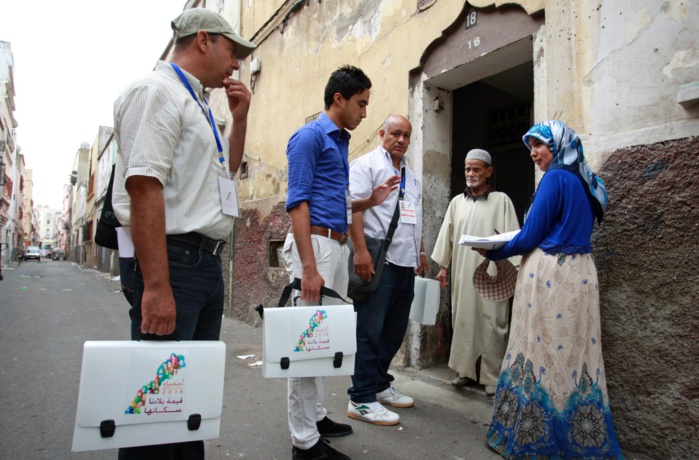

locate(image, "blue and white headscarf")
[[523, 120, 608, 223]]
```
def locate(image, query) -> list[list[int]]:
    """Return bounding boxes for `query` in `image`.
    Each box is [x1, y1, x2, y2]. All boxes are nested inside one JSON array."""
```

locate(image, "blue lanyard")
[[170, 63, 225, 164], [394, 166, 406, 198]]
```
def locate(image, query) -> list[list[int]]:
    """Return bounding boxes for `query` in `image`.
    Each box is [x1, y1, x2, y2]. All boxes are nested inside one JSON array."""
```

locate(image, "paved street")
[[0, 260, 498, 460]]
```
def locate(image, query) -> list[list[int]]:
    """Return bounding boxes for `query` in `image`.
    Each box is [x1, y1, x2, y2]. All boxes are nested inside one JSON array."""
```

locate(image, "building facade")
[[69, 143, 90, 264], [0, 40, 22, 264], [208, 1, 697, 458], [58, 183, 73, 257]]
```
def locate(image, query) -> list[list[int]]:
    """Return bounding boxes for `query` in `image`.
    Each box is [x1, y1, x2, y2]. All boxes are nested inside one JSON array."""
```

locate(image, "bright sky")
[[0, 0, 187, 208]]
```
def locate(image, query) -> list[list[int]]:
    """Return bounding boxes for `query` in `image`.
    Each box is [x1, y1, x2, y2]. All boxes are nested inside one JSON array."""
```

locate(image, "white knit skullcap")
[[465, 149, 492, 165]]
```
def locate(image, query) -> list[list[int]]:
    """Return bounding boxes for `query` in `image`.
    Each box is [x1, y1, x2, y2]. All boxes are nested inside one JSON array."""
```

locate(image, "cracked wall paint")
[[586, 0, 699, 140], [623, 8, 651, 43], [663, 48, 699, 79]]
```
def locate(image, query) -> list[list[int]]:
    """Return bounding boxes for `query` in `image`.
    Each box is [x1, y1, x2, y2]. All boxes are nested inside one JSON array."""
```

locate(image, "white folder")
[[409, 277, 440, 325], [72, 340, 226, 452], [262, 305, 356, 378]]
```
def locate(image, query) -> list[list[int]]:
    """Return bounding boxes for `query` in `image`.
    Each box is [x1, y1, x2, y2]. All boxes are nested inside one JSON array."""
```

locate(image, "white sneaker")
[[376, 385, 414, 408], [347, 401, 400, 426]]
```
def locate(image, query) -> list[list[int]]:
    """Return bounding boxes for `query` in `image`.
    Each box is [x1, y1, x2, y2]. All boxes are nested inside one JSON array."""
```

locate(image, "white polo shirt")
[[112, 61, 233, 240], [349, 146, 422, 268]]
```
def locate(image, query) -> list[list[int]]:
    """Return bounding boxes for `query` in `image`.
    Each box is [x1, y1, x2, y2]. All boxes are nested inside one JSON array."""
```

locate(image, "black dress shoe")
[[292, 439, 351, 460], [316, 416, 353, 438]]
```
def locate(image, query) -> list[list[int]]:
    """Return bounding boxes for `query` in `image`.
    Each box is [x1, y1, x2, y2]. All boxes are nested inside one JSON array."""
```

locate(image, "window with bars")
[[487, 104, 531, 148]]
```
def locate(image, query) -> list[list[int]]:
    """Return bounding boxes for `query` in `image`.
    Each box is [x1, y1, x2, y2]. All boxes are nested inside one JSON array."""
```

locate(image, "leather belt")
[[310, 226, 348, 245], [167, 232, 226, 255]]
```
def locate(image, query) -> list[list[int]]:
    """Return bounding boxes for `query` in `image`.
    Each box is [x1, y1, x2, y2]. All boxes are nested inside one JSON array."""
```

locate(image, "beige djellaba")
[[431, 192, 521, 386]]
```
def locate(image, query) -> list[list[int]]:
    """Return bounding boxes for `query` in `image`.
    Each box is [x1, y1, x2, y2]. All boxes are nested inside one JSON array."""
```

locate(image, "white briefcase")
[[261, 280, 356, 378], [72, 340, 226, 452], [409, 277, 440, 325], [263, 304, 356, 378]]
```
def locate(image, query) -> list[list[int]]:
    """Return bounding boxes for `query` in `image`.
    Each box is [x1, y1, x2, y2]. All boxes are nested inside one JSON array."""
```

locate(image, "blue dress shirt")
[[286, 113, 351, 233], [487, 169, 596, 260]]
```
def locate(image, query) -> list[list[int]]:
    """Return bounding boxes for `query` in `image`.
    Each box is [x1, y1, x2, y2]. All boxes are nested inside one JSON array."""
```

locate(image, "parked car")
[[51, 248, 66, 261], [24, 246, 41, 261]]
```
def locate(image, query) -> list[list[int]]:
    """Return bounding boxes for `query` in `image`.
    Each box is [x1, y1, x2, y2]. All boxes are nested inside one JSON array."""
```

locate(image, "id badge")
[[218, 176, 240, 217], [345, 189, 353, 225], [399, 200, 417, 224]]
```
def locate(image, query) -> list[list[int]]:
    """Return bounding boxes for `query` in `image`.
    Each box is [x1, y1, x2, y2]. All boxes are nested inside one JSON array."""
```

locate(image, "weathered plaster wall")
[[470, 0, 545, 16], [587, 2, 698, 136], [245, 0, 286, 34], [228, 200, 290, 325], [237, 0, 468, 208], [592, 137, 699, 460]]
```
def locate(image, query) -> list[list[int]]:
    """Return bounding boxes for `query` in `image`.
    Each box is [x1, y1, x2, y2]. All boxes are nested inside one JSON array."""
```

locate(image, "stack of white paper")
[[457, 230, 520, 250]]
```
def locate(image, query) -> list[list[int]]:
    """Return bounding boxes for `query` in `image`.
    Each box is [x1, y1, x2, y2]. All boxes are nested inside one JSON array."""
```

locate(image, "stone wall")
[[592, 136, 699, 459]]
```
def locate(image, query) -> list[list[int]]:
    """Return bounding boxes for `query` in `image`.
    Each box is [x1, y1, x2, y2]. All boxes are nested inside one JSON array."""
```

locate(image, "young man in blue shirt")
[[284, 66, 398, 460]]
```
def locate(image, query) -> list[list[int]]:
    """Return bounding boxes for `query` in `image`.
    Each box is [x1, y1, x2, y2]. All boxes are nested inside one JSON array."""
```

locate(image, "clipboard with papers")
[[457, 230, 520, 250]]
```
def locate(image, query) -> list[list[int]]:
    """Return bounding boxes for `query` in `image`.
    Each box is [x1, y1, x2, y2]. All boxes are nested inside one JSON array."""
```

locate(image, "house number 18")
[[468, 37, 481, 49]]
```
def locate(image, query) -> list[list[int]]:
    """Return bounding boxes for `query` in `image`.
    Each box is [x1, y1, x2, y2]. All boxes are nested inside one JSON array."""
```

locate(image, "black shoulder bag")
[[346, 197, 401, 302], [94, 164, 121, 250]]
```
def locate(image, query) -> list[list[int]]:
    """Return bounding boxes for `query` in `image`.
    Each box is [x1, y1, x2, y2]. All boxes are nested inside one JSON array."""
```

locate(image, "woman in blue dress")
[[478, 120, 624, 459]]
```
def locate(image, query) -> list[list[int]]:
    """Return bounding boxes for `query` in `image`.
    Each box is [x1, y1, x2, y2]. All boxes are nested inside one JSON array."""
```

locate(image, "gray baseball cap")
[[171, 8, 256, 60]]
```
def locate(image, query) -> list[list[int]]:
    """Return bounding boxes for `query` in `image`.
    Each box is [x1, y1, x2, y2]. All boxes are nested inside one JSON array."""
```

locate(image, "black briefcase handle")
[[255, 278, 349, 319], [137, 328, 181, 341]]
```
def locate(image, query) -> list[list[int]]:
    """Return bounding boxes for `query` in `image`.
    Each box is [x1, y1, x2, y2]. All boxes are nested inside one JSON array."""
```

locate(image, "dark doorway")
[[451, 61, 535, 226]]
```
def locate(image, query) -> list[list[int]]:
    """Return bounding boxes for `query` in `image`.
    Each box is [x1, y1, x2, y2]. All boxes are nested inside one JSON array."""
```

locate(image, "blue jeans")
[[125, 238, 224, 341], [117, 238, 224, 460], [119, 257, 136, 307], [348, 263, 415, 403]]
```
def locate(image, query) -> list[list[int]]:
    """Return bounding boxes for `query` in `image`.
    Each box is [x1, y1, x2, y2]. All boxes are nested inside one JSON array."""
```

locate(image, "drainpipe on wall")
[[226, 0, 242, 314], [228, 223, 235, 314]]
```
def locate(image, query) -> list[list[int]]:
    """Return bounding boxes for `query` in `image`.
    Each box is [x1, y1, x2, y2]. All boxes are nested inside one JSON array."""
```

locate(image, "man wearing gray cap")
[[112, 7, 255, 459], [431, 149, 520, 397]]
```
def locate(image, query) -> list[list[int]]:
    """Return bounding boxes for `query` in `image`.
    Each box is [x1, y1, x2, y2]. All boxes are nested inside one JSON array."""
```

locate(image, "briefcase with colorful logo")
[[71, 340, 225, 451], [260, 280, 356, 378]]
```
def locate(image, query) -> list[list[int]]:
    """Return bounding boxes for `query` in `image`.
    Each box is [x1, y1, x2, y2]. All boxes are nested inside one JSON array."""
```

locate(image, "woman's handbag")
[[346, 198, 401, 301]]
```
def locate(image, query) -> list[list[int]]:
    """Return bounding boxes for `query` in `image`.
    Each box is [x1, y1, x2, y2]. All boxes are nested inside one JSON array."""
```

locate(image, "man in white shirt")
[[346, 114, 428, 425], [112, 8, 255, 459]]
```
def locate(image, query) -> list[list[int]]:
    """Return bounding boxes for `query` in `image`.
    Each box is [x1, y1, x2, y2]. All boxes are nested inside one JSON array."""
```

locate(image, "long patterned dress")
[[486, 248, 624, 459]]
